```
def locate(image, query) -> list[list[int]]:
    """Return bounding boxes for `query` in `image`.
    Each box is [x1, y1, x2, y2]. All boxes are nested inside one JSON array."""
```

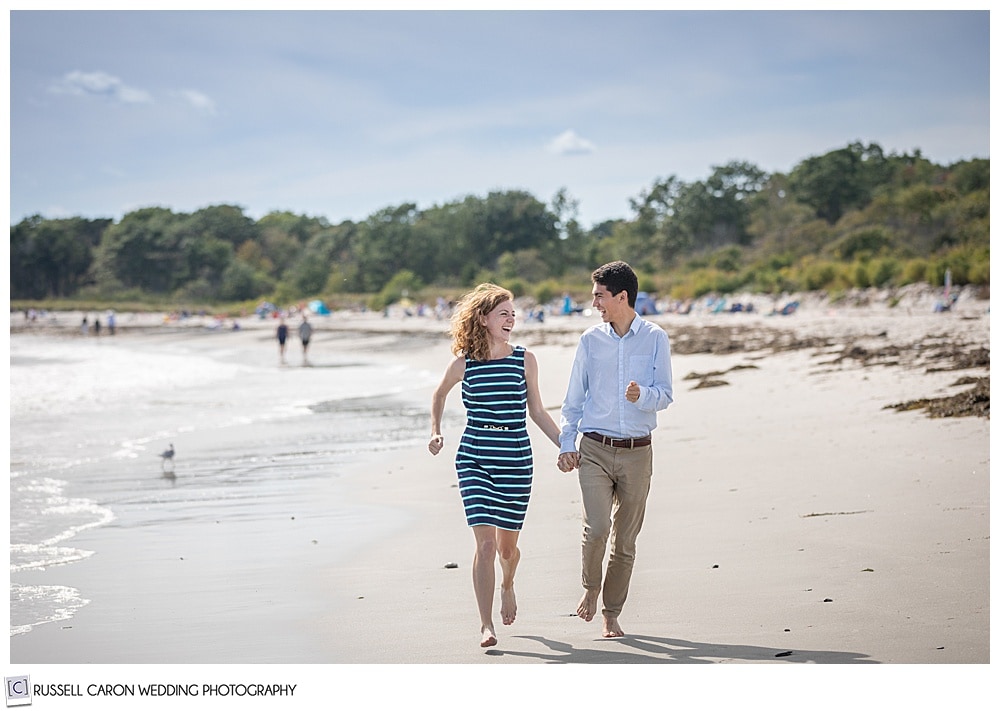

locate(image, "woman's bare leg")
[[497, 529, 521, 626], [472, 526, 498, 647]]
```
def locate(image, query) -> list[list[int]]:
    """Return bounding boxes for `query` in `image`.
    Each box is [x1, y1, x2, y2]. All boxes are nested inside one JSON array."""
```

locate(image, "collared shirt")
[[559, 315, 673, 453]]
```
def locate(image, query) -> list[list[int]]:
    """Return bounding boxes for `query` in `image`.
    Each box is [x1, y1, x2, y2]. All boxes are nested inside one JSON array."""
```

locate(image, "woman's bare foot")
[[602, 614, 624, 638], [480, 625, 498, 648], [500, 585, 517, 625], [576, 590, 599, 622]]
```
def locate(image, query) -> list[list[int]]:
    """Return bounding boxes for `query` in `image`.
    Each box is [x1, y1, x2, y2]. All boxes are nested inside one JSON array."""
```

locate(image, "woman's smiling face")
[[482, 299, 516, 344]]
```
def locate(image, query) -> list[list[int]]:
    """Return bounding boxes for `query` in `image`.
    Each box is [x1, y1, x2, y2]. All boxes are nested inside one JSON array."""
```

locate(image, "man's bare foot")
[[500, 585, 517, 625], [576, 590, 599, 622], [602, 614, 625, 638], [480, 625, 498, 648]]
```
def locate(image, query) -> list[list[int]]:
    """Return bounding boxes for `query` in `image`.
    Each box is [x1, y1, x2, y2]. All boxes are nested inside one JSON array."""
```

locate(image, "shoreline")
[[12, 289, 989, 417], [8, 324, 447, 663]]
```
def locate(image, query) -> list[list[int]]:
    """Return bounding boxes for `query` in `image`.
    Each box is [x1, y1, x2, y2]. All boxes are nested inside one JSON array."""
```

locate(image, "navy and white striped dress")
[[456, 346, 533, 531]]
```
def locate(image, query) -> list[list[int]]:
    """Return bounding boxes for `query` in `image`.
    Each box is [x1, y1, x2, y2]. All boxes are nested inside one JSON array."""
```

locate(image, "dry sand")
[[309, 299, 990, 663], [7, 291, 992, 705]]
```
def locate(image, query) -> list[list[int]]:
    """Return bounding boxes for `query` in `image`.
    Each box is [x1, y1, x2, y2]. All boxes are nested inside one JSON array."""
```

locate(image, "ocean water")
[[9, 323, 448, 639]]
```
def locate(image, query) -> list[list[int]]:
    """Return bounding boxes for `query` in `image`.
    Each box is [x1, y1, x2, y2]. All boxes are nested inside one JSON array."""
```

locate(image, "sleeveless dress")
[[456, 346, 533, 531]]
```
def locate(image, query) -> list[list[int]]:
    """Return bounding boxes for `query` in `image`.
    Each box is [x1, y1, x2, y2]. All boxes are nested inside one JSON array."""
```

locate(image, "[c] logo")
[[5, 676, 31, 707]]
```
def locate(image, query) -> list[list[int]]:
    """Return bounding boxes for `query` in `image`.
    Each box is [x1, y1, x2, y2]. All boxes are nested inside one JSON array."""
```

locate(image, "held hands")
[[625, 380, 641, 403], [557, 451, 580, 472], [428, 434, 444, 456]]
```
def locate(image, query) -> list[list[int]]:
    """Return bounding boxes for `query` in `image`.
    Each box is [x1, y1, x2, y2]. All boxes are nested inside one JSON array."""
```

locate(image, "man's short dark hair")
[[592, 261, 638, 308]]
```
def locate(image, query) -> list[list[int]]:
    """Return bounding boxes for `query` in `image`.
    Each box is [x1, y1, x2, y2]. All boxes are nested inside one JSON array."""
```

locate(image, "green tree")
[[256, 210, 329, 244], [92, 207, 185, 294], [219, 259, 274, 301], [788, 142, 888, 223], [549, 187, 589, 274], [10, 215, 109, 298], [285, 222, 357, 296], [592, 219, 657, 273], [8, 144, 988, 306], [949, 158, 989, 195], [186, 204, 260, 247], [746, 173, 816, 258], [416, 199, 479, 283], [497, 249, 550, 283], [257, 211, 330, 282], [699, 161, 768, 246], [355, 203, 421, 292], [629, 175, 687, 264], [462, 191, 559, 269]]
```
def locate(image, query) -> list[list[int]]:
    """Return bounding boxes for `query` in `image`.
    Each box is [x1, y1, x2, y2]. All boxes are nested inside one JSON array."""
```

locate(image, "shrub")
[[832, 228, 892, 260], [968, 260, 990, 285], [802, 260, 841, 290], [900, 259, 928, 285], [534, 280, 559, 306], [370, 269, 424, 310], [503, 279, 526, 298], [868, 258, 900, 287]]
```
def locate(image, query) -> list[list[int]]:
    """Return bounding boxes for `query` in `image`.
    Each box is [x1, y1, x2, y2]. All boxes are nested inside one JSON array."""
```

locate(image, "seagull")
[[159, 443, 175, 471]]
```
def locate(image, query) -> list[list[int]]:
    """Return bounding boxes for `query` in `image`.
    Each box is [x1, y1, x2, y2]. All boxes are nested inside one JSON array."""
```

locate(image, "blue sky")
[[8, 8, 991, 229]]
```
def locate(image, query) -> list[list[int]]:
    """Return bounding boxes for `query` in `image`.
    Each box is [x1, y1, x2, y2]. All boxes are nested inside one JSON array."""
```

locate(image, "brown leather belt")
[[583, 431, 651, 449]]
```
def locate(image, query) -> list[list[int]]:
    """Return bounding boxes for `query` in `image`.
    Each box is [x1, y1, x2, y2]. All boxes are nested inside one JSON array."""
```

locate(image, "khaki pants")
[[578, 435, 653, 618]]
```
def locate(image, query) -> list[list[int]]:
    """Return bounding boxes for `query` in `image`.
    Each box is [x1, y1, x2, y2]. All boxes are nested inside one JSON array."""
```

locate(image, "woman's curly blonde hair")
[[449, 283, 515, 362]]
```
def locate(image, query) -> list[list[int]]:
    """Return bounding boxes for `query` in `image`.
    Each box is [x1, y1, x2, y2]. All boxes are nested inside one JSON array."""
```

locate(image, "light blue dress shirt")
[[559, 315, 673, 453]]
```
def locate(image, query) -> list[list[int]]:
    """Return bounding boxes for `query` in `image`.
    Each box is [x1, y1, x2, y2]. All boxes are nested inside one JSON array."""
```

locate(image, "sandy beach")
[[6, 289, 991, 705]]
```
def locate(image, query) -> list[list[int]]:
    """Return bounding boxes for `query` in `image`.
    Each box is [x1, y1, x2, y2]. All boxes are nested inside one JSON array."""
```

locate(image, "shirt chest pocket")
[[627, 355, 654, 384]]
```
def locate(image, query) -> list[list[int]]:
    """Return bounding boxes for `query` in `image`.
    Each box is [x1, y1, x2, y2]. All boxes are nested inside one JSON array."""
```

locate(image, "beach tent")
[[635, 292, 659, 315], [255, 301, 277, 318], [308, 299, 331, 315]]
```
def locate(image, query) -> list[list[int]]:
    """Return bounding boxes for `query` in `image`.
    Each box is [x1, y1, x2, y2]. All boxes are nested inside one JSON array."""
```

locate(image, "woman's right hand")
[[428, 434, 444, 455]]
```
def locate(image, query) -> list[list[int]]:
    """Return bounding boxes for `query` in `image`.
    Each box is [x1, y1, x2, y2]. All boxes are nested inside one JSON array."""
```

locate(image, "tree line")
[[10, 141, 989, 309]]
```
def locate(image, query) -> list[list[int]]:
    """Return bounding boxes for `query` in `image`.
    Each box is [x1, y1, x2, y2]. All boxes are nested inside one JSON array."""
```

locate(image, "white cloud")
[[176, 89, 217, 115], [50, 70, 153, 104], [547, 129, 596, 156]]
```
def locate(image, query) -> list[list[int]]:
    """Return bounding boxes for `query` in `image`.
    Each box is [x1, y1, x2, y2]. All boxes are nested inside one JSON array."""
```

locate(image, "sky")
[[7, 7, 991, 229]]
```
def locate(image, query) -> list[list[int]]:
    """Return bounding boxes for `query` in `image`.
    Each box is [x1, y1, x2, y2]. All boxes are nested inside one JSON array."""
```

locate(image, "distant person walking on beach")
[[557, 261, 673, 638], [429, 283, 562, 648], [276, 318, 289, 364], [298, 315, 313, 365]]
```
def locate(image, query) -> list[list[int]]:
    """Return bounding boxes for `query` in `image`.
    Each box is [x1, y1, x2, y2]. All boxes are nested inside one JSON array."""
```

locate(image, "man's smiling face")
[[591, 283, 628, 323]]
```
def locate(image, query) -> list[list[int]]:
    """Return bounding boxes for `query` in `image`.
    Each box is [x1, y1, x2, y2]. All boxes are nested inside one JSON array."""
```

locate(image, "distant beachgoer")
[[94, 317, 101, 336], [428, 283, 562, 648], [562, 293, 573, 315], [107, 310, 116, 335], [81, 315, 88, 336], [557, 260, 674, 638], [298, 315, 313, 365], [277, 318, 289, 364]]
